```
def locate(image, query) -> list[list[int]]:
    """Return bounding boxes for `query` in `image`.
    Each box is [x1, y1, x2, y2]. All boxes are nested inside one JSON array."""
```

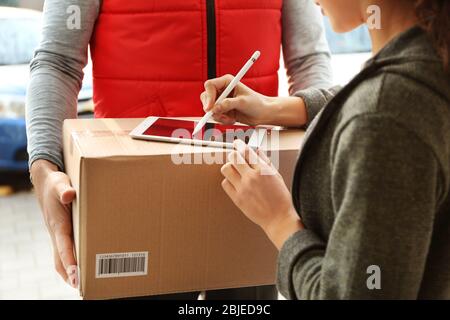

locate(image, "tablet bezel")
[[129, 117, 267, 149]]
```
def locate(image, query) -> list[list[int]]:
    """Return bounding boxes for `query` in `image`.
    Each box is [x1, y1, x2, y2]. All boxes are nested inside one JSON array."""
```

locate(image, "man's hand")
[[200, 74, 308, 127], [200, 74, 276, 126], [30, 160, 78, 288]]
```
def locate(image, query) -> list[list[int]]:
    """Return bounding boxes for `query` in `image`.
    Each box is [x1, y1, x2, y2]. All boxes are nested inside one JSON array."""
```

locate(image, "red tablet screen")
[[143, 118, 255, 143]]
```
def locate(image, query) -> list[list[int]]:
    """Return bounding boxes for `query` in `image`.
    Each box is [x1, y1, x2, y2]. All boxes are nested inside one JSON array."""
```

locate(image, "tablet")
[[130, 117, 267, 149]]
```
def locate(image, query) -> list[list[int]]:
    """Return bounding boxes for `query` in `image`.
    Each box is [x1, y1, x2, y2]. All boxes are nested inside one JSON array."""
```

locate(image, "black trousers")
[[205, 285, 277, 300], [121, 285, 277, 300]]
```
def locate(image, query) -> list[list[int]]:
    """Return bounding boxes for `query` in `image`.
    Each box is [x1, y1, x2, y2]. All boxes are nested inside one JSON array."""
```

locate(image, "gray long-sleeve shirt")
[[26, 0, 332, 171], [279, 26, 450, 299]]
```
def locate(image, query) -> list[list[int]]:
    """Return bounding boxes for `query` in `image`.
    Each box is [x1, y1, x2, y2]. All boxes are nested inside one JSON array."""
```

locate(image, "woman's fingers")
[[233, 139, 261, 170], [221, 179, 237, 199], [228, 150, 251, 176], [257, 148, 274, 168], [220, 163, 240, 187]]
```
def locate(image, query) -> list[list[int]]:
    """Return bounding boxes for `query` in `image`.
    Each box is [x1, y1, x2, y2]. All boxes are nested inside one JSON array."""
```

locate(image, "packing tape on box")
[[70, 130, 137, 157]]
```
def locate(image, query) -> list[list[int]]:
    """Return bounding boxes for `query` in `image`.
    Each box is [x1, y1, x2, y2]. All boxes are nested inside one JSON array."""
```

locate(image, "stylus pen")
[[192, 50, 261, 136]]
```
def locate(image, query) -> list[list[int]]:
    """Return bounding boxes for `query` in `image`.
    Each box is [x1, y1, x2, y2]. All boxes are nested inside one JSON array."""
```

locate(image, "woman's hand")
[[30, 160, 78, 288], [220, 139, 304, 249], [200, 75, 308, 127]]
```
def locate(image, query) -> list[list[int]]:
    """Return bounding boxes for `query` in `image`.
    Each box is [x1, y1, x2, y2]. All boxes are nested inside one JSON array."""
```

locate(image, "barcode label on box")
[[95, 252, 148, 278]]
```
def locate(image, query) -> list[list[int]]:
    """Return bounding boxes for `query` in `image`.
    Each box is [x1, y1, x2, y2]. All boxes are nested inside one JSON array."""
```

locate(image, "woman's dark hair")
[[415, 0, 450, 71]]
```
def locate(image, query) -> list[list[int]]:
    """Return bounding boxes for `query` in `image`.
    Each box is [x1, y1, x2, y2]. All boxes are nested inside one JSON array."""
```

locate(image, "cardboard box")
[[63, 118, 304, 299]]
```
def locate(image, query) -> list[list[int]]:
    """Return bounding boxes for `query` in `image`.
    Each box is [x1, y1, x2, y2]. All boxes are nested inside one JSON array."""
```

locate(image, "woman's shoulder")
[[335, 68, 450, 177], [338, 25, 450, 129], [340, 68, 450, 131]]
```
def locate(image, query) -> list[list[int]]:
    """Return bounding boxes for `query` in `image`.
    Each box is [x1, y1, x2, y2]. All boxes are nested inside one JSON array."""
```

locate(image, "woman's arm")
[[278, 115, 441, 299], [26, 0, 100, 171], [282, 0, 333, 92]]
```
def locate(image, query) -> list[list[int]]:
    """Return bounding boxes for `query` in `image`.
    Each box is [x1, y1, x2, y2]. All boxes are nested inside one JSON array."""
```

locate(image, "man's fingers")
[[215, 97, 243, 114], [55, 231, 78, 288], [219, 116, 237, 125], [66, 265, 78, 288], [49, 204, 78, 288], [53, 249, 68, 281], [212, 113, 236, 125], [200, 91, 209, 111], [47, 223, 71, 285], [52, 232, 77, 288], [203, 81, 218, 111], [203, 74, 233, 111]]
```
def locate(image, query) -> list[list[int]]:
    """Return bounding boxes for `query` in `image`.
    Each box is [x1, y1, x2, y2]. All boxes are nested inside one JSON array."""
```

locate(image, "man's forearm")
[[282, 0, 333, 92], [26, 0, 99, 171], [265, 96, 307, 127], [26, 66, 80, 170], [286, 53, 333, 93]]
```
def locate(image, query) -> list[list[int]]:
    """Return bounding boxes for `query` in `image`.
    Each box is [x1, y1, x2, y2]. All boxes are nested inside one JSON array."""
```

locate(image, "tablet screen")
[[143, 118, 255, 143]]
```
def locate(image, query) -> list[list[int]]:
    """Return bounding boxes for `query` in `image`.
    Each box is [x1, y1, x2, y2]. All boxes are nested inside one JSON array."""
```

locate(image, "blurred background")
[[0, 0, 371, 300]]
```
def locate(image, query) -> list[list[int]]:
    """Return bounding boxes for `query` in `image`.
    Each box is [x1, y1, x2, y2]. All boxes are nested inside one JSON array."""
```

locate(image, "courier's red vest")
[[90, 0, 282, 118]]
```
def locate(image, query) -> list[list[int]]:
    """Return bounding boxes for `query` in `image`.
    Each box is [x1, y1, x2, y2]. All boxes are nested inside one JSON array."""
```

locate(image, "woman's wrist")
[[263, 208, 305, 250]]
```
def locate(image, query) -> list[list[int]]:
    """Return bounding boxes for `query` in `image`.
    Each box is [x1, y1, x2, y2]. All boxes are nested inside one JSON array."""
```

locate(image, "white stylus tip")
[[252, 51, 261, 61], [192, 124, 202, 136]]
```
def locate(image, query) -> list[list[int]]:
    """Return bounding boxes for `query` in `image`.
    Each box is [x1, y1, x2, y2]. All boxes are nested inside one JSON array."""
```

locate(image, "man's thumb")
[[54, 176, 76, 204], [60, 187, 76, 204]]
